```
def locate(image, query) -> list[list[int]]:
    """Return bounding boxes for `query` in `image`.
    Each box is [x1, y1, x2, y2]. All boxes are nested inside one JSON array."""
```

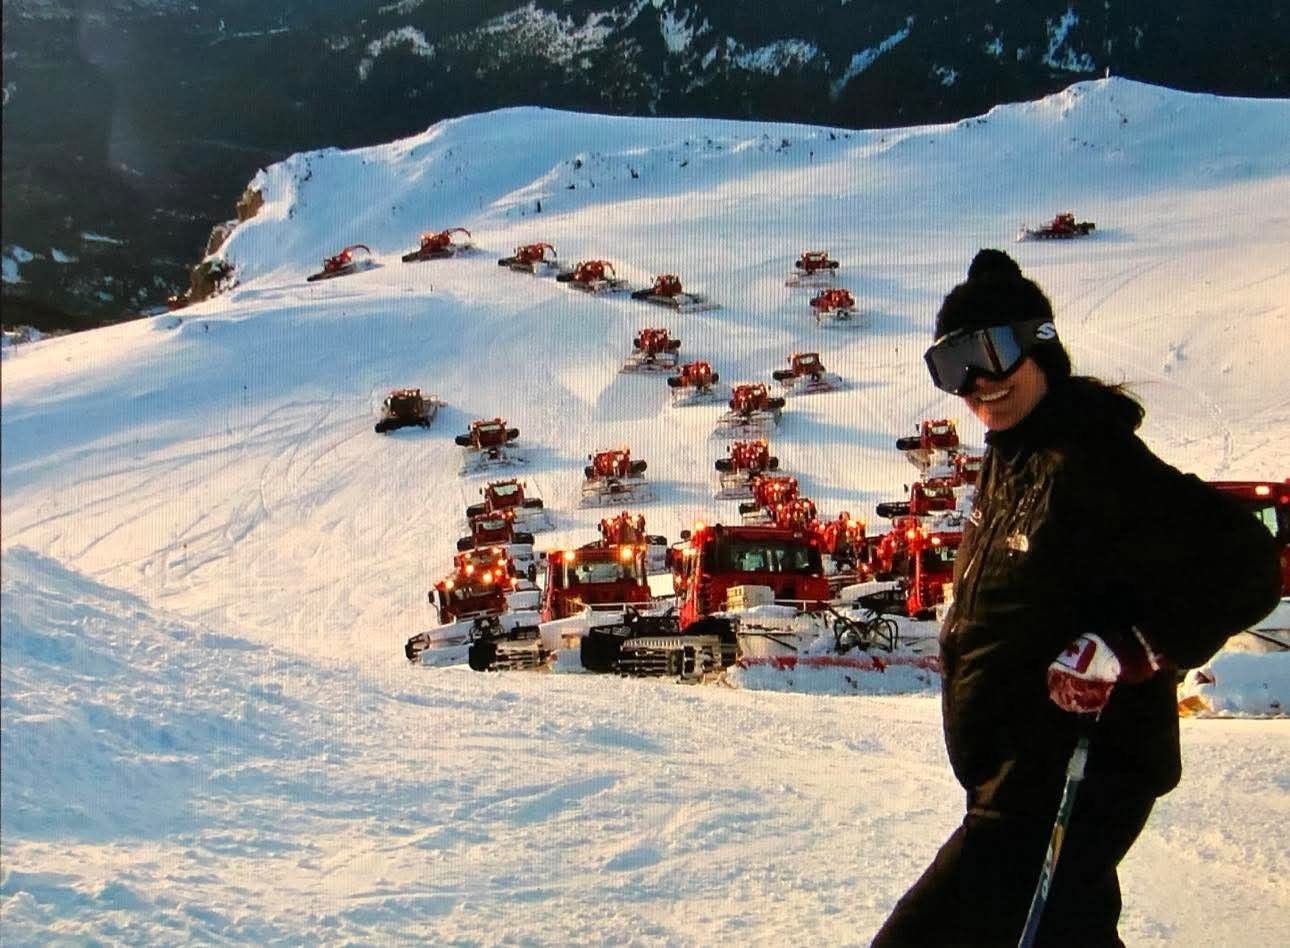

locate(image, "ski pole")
[[1017, 727, 1094, 948]]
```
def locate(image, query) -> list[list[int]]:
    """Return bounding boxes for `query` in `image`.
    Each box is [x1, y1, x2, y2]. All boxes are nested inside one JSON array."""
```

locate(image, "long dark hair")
[[1061, 375, 1146, 431]]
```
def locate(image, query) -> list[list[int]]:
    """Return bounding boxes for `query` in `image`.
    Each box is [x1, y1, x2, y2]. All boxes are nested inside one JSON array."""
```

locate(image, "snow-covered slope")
[[4, 547, 1288, 944], [3, 78, 1288, 943], [4, 78, 1286, 663]]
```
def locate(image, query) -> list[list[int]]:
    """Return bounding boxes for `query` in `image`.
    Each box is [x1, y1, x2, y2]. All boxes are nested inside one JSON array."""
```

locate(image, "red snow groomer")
[[872, 520, 962, 618], [402, 227, 473, 262], [498, 242, 560, 274], [896, 418, 960, 470], [630, 273, 719, 313], [404, 546, 539, 665], [598, 510, 649, 546], [457, 510, 536, 553], [623, 327, 682, 373], [950, 452, 983, 487], [770, 496, 818, 530], [714, 383, 785, 436], [738, 473, 800, 525], [620, 520, 828, 678], [428, 547, 515, 625], [771, 351, 844, 396], [667, 360, 722, 405], [1208, 479, 1290, 595], [555, 259, 631, 294], [466, 478, 548, 528], [455, 417, 523, 474], [875, 479, 959, 521], [404, 547, 517, 662], [307, 244, 376, 282], [669, 521, 830, 629], [1017, 212, 1096, 242], [539, 542, 653, 621], [785, 250, 839, 287], [714, 438, 781, 498], [581, 447, 653, 507], [809, 287, 858, 325], [599, 510, 669, 571], [820, 511, 871, 581], [375, 388, 440, 433]]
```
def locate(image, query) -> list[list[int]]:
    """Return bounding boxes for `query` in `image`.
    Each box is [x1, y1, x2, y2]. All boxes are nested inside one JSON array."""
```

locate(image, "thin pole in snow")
[[1017, 727, 1094, 948]]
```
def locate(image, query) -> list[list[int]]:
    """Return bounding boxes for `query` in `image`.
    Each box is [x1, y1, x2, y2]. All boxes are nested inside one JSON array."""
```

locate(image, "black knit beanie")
[[934, 249, 1072, 384]]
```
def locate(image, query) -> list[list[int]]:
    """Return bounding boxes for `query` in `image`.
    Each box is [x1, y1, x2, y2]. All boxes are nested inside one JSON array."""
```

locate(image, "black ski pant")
[[871, 784, 1155, 947]]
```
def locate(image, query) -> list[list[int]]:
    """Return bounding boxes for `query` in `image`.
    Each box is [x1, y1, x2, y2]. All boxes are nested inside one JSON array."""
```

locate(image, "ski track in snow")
[[2, 78, 1289, 944]]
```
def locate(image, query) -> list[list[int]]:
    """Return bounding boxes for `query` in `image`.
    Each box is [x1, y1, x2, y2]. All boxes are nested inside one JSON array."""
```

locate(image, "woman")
[[872, 249, 1281, 947]]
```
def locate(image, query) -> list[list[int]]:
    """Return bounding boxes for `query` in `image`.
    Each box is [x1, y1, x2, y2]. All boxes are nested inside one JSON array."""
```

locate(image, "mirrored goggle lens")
[[924, 321, 1042, 395]]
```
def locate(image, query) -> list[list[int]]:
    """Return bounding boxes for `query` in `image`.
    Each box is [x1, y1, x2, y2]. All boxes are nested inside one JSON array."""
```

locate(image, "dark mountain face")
[[3, 0, 1285, 330]]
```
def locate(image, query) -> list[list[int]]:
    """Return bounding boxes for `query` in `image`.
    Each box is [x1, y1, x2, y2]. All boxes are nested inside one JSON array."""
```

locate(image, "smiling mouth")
[[975, 387, 1011, 404]]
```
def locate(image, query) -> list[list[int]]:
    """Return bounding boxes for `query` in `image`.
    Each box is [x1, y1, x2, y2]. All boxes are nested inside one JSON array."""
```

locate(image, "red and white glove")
[[1047, 630, 1163, 714]]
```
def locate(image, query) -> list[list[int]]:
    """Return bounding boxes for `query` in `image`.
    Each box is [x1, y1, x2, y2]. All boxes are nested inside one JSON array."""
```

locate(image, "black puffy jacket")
[[939, 378, 1282, 819]]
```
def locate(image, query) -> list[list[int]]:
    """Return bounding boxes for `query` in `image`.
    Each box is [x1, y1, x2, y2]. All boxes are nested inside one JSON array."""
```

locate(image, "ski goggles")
[[924, 319, 1058, 395]]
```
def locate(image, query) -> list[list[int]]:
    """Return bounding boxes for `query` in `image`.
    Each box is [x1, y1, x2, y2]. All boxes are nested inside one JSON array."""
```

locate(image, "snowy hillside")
[[3, 78, 1289, 943]]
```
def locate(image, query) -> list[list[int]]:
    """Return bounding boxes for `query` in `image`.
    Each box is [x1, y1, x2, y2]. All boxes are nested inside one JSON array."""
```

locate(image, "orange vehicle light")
[[464, 563, 475, 576], [562, 550, 577, 563], [481, 571, 494, 584], [1255, 484, 1271, 496], [618, 546, 635, 561], [443, 579, 455, 591]]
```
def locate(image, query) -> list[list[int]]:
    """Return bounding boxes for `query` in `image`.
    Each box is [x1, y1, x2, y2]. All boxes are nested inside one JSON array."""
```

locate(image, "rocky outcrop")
[[235, 187, 264, 223], [187, 258, 234, 304], [204, 220, 237, 257], [185, 186, 262, 303]]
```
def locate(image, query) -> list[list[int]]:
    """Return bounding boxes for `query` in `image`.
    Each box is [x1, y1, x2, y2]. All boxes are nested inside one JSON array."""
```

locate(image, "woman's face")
[[960, 356, 1048, 431]]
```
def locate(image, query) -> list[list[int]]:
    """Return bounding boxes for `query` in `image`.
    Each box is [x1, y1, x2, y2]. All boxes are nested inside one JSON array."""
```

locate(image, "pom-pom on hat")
[[934, 249, 1072, 384]]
